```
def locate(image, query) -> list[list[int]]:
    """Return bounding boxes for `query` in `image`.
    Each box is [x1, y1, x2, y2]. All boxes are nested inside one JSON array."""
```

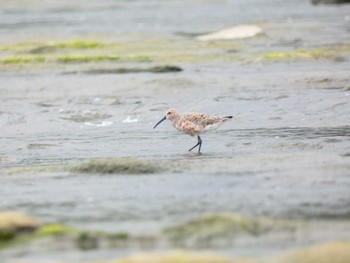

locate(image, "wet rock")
[[196, 25, 262, 41], [263, 49, 328, 60], [70, 158, 161, 174], [0, 216, 130, 251], [2, 158, 163, 175], [0, 212, 40, 243], [115, 250, 249, 263], [27, 143, 58, 150], [66, 65, 182, 75], [311, 0, 350, 4], [111, 242, 350, 263], [275, 241, 350, 263], [163, 214, 294, 244], [29, 45, 58, 54], [76, 232, 99, 250]]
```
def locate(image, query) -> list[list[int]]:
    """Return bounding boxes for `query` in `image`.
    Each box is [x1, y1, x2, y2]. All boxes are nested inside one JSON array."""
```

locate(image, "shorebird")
[[153, 108, 233, 154]]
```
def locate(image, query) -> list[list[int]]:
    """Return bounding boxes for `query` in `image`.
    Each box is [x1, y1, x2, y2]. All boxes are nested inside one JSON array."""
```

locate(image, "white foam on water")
[[84, 121, 113, 127], [122, 116, 139, 123]]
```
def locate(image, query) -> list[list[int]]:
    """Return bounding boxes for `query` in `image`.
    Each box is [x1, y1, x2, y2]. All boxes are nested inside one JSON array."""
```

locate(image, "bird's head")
[[153, 108, 179, 129]]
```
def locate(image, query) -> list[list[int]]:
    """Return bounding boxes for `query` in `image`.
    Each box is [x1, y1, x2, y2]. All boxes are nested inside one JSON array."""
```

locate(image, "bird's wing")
[[182, 113, 207, 125], [183, 112, 221, 126]]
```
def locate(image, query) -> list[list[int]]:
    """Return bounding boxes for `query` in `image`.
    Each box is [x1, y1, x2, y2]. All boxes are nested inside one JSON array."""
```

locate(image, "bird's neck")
[[169, 115, 181, 128]]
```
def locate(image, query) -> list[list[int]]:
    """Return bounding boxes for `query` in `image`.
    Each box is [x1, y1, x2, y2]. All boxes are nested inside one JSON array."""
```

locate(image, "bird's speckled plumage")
[[172, 111, 231, 136], [153, 108, 233, 153]]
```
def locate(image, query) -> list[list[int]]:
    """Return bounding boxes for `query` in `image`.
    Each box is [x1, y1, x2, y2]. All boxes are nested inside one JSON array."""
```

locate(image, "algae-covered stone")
[[275, 241, 350, 263], [263, 49, 328, 60], [2, 157, 163, 175], [0, 211, 40, 242], [164, 214, 293, 243], [74, 65, 182, 75], [115, 250, 253, 263], [35, 224, 79, 237], [1, 218, 130, 251], [70, 158, 161, 174]]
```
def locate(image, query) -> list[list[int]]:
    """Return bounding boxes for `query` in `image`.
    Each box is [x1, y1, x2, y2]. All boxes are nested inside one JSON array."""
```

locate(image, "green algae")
[[164, 214, 294, 243], [52, 40, 107, 49], [0, 42, 39, 52], [1, 39, 349, 68], [35, 224, 129, 250], [108, 232, 129, 240], [0, 213, 129, 251], [0, 53, 151, 65], [0, 55, 46, 64], [56, 54, 121, 63], [263, 49, 328, 60], [0, 38, 239, 67], [68, 65, 182, 75], [69, 157, 161, 174], [252, 44, 350, 62], [1, 224, 129, 250], [35, 224, 79, 237], [0, 40, 108, 52], [1, 158, 163, 175]]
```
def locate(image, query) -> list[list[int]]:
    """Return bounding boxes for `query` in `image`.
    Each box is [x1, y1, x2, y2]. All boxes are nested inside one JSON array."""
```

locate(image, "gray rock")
[[311, 0, 350, 4]]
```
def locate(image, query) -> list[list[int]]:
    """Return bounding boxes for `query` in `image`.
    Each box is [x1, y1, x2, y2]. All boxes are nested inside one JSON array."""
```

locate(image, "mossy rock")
[[35, 224, 79, 237], [164, 214, 293, 243], [0, 54, 151, 65], [1, 220, 129, 250], [115, 250, 254, 263], [274, 241, 350, 263], [0, 212, 40, 242], [0, 211, 41, 249], [2, 158, 162, 175], [79, 65, 182, 75], [69, 157, 161, 174], [262, 49, 328, 60]]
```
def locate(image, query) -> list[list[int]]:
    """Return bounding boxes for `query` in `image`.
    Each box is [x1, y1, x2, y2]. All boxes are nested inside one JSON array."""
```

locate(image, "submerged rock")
[[0, 212, 129, 251], [66, 65, 182, 75], [196, 25, 262, 41], [311, 0, 350, 4], [69, 157, 161, 174], [164, 214, 294, 244], [1, 158, 162, 175]]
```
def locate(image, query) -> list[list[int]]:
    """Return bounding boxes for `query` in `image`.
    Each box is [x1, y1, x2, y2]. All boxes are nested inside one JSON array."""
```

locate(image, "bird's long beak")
[[153, 116, 166, 129]]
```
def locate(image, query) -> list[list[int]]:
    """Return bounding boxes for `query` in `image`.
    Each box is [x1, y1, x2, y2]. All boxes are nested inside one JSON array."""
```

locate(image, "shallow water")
[[1, 68, 349, 260], [1, 0, 350, 262]]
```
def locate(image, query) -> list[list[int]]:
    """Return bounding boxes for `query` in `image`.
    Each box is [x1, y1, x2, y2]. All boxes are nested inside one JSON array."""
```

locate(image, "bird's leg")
[[189, 135, 202, 154], [197, 135, 202, 154]]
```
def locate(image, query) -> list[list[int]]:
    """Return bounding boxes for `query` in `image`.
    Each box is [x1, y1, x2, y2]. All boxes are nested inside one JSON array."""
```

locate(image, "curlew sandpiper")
[[153, 108, 233, 154]]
